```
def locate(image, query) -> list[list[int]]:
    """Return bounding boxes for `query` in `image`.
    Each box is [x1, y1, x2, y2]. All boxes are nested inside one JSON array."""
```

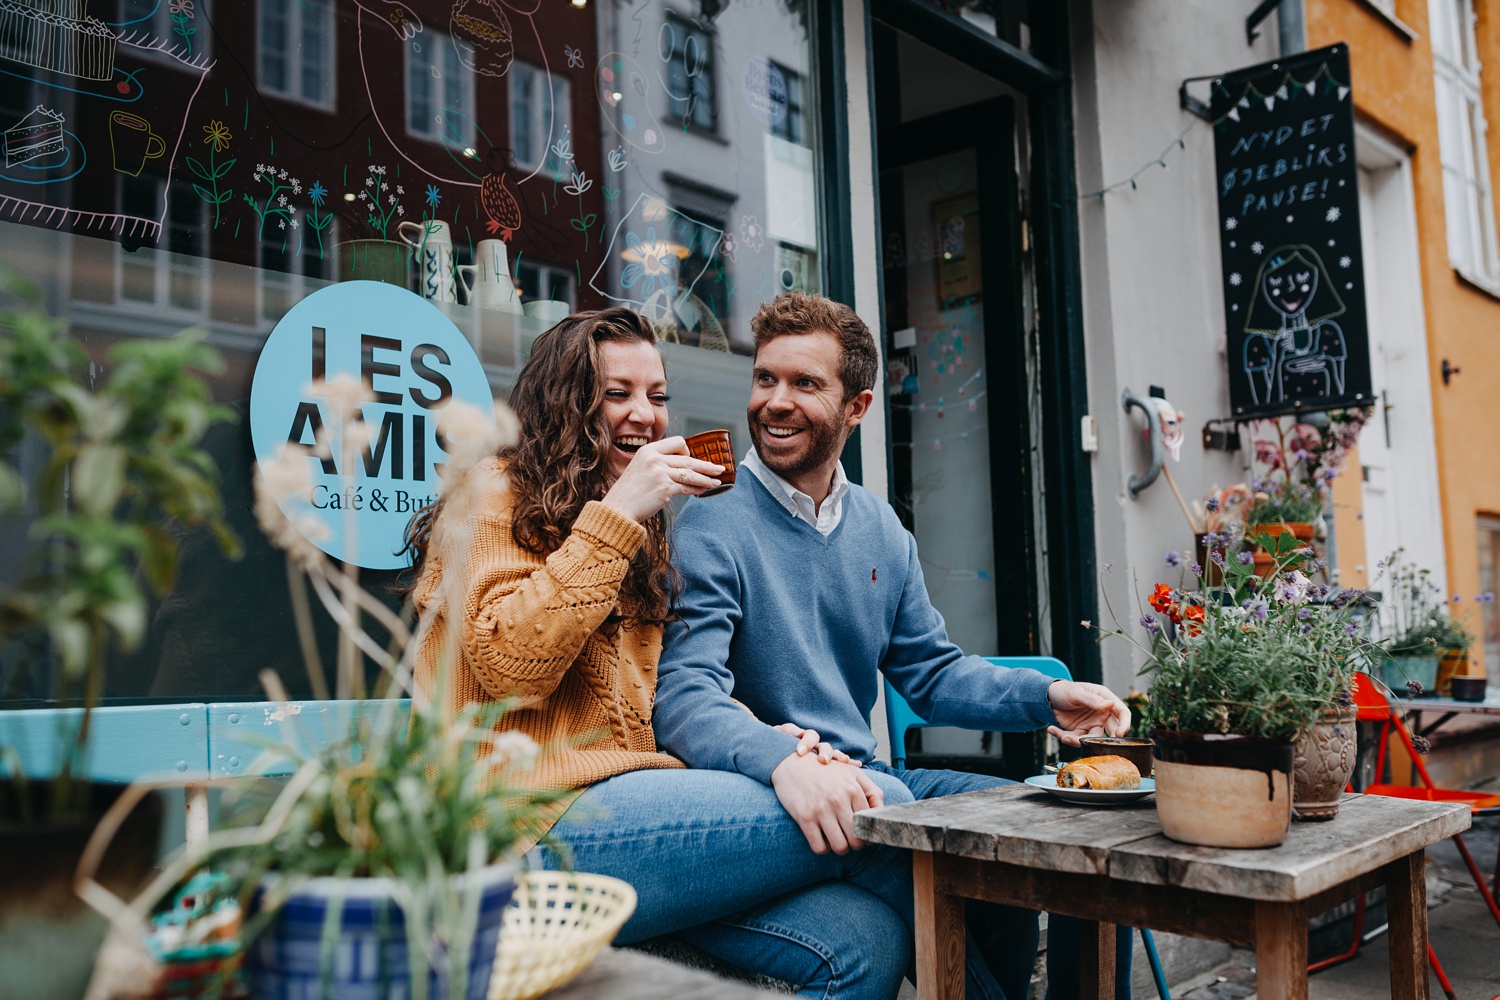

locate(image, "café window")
[[1431, 0, 1500, 286], [1480, 517, 1500, 669], [117, 177, 207, 316], [0, 0, 826, 704], [258, 0, 336, 109], [119, 0, 213, 63], [407, 28, 476, 148], [664, 14, 716, 133], [511, 62, 572, 177]]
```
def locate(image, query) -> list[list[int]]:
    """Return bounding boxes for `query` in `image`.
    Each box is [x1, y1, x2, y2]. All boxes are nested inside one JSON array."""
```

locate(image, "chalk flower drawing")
[[170, 0, 196, 55], [1225, 217, 1238, 230], [550, 129, 574, 165], [304, 181, 332, 257], [425, 184, 442, 210], [358, 164, 404, 240], [1325, 207, 1341, 223], [1338, 256, 1351, 269], [564, 171, 592, 196], [740, 215, 765, 253], [621, 227, 680, 301], [1229, 272, 1242, 286], [1251, 241, 1265, 255], [185, 120, 235, 227], [607, 148, 628, 173]]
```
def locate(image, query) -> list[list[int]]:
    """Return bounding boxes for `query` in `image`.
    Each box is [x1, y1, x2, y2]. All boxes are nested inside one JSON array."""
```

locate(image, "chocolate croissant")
[[1056, 755, 1141, 790]]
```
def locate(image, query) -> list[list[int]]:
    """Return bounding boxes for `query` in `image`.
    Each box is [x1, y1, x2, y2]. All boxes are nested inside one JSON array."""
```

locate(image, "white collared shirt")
[[740, 446, 849, 536]]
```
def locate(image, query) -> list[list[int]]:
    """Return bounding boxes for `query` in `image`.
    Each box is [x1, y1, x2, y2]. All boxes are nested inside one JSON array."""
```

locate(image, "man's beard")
[[749, 416, 845, 482]]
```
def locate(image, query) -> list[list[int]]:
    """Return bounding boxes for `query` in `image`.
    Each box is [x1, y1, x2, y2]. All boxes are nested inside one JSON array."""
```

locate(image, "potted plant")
[[1093, 532, 1372, 845], [1376, 549, 1489, 697], [0, 267, 239, 997]]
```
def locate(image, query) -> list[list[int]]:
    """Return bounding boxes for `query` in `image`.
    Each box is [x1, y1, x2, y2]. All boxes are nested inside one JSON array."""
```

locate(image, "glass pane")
[[0, 0, 823, 704]]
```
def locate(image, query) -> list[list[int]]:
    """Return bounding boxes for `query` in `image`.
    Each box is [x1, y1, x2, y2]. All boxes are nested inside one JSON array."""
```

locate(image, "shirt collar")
[[742, 446, 848, 519]]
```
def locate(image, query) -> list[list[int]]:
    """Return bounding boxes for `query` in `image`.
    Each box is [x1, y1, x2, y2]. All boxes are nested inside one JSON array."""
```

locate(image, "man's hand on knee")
[[769, 752, 885, 856]]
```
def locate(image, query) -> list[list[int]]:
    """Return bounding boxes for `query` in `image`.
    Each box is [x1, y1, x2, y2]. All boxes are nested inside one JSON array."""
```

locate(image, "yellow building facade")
[[1309, 0, 1500, 674]]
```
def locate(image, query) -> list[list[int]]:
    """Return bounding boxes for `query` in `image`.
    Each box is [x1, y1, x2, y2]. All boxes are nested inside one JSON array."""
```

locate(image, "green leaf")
[[184, 156, 211, 180], [139, 524, 180, 593], [0, 463, 22, 512], [193, 183, 219, 203], [214, 157, 237, 180], [72, 444, 127, 515]]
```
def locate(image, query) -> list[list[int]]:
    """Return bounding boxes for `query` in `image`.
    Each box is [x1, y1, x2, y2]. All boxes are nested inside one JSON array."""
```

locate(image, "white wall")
[[1071, 2, 1280, 694]]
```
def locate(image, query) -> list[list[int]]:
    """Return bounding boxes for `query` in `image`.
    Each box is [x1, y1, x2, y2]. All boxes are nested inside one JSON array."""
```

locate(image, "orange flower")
[[1183, 604, 1205, 625], [1149, 584, 1175, 613]]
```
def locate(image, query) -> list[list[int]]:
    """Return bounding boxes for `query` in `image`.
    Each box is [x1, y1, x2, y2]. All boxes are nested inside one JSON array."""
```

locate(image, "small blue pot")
[[247, 861, 517, 1000]]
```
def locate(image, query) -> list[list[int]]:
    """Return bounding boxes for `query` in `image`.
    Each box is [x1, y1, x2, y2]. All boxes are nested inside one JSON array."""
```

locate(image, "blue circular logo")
[[249, 281, 493, 569]]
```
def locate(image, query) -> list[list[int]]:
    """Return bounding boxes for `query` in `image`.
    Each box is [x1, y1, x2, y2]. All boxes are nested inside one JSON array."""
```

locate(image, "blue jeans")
[[534, 768, 1026, 1000]]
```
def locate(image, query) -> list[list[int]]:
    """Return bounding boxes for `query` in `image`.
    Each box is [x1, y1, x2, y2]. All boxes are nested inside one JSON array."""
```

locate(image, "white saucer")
[[1023, 773, 1156, 805]]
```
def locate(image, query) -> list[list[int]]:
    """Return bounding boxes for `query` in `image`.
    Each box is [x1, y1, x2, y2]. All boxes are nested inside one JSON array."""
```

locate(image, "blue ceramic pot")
[[247, 861, 517, 1000]]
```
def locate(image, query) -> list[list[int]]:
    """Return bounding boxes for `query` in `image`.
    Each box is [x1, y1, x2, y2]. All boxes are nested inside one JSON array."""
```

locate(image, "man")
[[654, 292, 1133, 998]]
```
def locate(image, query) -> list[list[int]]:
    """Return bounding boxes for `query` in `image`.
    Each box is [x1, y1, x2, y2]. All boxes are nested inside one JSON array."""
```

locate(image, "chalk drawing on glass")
[[597, 53, 666, 154], [353, 0, 422, 41], [0, 0, 118, 80], [450, 0, 513, 77], [1241, 244, 1347, 406], [4, 105, 64, 166], [108, 109, 165, 176], [590, 192, 722, 316], [480, 148, 522, 239]]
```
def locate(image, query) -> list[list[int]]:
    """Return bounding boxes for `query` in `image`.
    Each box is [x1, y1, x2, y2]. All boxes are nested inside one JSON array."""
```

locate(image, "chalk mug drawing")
[[397, 220, 458, 304], [109, 112, 165, 177], [457, 238, 523, 314], [522, 300, 571, 326]]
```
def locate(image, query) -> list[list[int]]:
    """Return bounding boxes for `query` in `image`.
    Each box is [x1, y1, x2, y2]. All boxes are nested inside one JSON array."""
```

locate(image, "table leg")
[[913, 851, 966, 1000], [1079, 920, 1117, 1000], [1254, 901, 1309, 1000], [1385, 850, 1430, 1000]]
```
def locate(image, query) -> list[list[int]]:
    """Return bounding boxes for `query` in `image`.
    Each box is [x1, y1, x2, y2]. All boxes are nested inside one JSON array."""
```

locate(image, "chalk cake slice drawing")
[[450, 0, 512, 77], [1241, 244, 1347, 406], [4, 105, 64, 166], [0, 0, 119, 81]]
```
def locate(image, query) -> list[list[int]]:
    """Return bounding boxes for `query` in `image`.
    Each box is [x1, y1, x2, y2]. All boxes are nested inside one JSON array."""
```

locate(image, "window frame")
[[662, 12, 718, 135], [256, 0, 337, 111], [256, 218, 335, 325], [1479, 516, 1500, 671], [1430, 0, 1500, 289], [115, 175, 210, 319], [509, 61, 573, 178], [405, 29, 477, 150]]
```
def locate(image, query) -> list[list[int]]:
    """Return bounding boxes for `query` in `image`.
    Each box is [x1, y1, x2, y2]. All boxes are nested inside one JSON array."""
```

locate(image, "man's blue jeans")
[[535, 767, 1130, 999]]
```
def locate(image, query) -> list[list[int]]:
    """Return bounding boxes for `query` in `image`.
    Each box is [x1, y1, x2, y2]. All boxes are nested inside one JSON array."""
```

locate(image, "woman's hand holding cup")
[[601, 437, 724, 523]]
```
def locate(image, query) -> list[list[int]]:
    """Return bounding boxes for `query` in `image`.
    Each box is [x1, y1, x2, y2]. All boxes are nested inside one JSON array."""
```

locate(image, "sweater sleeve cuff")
[[571, 500, 648, 558], [735, 728, 804, 784]]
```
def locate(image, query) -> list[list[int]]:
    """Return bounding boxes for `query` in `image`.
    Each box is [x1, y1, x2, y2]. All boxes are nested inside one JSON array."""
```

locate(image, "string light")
[[1074, 121, 1197, 202]]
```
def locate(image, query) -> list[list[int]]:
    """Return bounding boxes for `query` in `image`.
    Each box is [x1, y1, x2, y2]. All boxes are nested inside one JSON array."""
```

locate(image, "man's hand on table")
[[770, 751, 884, 855], [1046, 680, 1132, 745]]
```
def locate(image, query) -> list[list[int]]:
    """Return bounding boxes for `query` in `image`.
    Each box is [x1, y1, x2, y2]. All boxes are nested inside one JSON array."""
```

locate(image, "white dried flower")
[[488, 731, 540, 772], [436, 400, 516, 482], [307, 373, 375, 425], [257, 444, 314, 504]]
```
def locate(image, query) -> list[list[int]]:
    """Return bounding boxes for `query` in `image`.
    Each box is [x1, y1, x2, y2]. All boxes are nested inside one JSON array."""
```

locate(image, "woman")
[[404, 308, 918, 1000]]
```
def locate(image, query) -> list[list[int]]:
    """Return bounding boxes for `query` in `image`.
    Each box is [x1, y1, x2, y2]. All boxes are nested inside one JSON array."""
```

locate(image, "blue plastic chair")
[[882, 656, 1171, 1000]]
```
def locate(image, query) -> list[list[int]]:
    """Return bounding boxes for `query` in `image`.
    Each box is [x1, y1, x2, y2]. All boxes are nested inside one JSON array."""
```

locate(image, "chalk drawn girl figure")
[[1242, 245, 1347, 406]]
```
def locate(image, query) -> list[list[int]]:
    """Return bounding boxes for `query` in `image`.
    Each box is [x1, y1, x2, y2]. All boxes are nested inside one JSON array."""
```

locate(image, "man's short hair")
[[750, 292, 878, 402]]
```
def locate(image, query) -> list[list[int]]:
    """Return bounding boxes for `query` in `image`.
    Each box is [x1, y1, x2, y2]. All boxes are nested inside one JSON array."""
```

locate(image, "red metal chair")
[[1308, 672, 1500, 999]]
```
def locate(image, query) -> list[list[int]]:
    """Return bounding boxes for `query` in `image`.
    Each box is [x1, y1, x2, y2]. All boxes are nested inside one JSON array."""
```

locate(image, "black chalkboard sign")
[[1212, 44, 1372, 418]]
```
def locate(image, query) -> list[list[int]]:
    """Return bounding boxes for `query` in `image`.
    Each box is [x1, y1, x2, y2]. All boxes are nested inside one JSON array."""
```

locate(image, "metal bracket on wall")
[[1122, 387, 1164, 499], [1179, 74, 1218, 123], [1245, 0, 1288, 45]]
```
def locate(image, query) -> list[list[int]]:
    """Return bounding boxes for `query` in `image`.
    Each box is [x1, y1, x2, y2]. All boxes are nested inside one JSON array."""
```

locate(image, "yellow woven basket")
[[488, 871, 638, 1000]]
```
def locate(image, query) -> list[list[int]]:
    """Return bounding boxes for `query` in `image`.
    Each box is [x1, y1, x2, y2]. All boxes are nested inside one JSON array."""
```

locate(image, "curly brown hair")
[[400, 308, 677, 625], [750, 292, 878, 402]]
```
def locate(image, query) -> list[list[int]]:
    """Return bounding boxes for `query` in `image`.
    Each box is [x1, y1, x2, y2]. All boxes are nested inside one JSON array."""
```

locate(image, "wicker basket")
[[488, 872, 637, 1000]]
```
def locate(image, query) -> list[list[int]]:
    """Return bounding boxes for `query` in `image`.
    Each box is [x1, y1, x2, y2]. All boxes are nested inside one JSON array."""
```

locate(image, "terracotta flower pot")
[[1292, 705, 1358, 820], [1435, 650, 1469, 697], [1249, 522, 1315, 580], [1152, 729, 1295, 848]]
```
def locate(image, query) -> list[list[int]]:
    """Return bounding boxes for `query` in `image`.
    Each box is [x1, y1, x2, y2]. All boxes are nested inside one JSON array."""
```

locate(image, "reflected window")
[[1480, 517, 1500, 669], [259, 225, 332, 323], [119, 0, 213, 63], [258, 0, 336, 108], [1431, 0, 1500, 284], [407, 29, 476, 148], [515, 259, 576, 310], [117, 177, 206, 315], [664, 14, 716, 132], [511, 62, 572, 177], [770, 61, 804, 145]]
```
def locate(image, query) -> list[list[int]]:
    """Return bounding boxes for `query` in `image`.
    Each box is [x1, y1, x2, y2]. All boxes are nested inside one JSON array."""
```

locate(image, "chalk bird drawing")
[[1241, 245, 1348, 406], [353, 0, 423, 41], [480, 148, 523, 240]]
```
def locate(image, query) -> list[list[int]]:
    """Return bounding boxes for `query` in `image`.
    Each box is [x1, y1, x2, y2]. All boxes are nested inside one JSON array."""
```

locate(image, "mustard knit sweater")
[[413, 461, 684, 816]]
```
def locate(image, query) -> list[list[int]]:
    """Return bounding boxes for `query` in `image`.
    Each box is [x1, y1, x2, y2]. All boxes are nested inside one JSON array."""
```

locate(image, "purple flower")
[[1335, 688, 1355, 706], [1211, 549, 1225, 566], [1139, 614, 1161, 636], [1406, 679, 1424, 696], [1189, 561, 1203, 576], [1294, 449, 1309, 461], [1343, 623, 1360, 636], [1451, 594, 1462, 603], [1296, 608, 1314, 620], [1301, 623, 1314, 633], [1164, 550, 1183, 568], [1332, 588, 1367, 609], [1237, 551, 1254, 565], [1242, 598, 1269, 622], [1206, 531, 1225, 549], [1411, 735, 1432, 755], [1277, 585, 1299, 602], [1479, 592, 1496, 603], [1205, 497, 1221, 513], [1310, 585, 1331, 599]]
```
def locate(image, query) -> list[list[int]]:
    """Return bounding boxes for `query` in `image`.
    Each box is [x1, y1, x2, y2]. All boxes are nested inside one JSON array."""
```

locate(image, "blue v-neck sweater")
[[654, 472, 1058, 783]]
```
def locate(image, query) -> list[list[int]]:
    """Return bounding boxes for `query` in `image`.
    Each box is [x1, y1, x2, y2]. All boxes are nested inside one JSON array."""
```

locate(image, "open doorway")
[[873, 23, 1042, 776]]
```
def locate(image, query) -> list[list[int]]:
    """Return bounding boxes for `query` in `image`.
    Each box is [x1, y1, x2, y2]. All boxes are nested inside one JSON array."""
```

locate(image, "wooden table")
[[852, 786, 1469, 1000]]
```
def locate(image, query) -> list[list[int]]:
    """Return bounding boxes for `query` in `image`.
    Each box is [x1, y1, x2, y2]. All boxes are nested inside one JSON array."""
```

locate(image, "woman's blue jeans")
[[531, 767, 1044, 1000]]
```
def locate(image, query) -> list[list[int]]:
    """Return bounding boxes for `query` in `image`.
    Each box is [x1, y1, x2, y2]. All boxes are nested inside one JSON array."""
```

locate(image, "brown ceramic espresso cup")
[[684, 429, 736, 497], [1078, 736, 1155, 778]]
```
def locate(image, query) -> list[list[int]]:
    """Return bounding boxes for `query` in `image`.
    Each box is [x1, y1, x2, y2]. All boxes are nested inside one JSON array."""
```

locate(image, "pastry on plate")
[[1056, 755, 1141, 790]]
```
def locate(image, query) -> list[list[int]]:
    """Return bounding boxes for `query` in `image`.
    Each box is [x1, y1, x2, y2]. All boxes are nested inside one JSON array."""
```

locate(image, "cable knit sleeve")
[[454, 494, 647, 703]]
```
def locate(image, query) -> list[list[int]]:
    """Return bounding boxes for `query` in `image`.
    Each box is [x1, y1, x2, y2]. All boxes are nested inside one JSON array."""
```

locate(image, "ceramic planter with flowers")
[[1094, 532, 1373, 846], [1376, 548, 1494, 697]]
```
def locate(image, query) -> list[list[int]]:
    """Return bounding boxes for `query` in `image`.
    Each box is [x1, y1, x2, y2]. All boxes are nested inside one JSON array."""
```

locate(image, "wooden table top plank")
[[855, 787, 1469, 903]]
